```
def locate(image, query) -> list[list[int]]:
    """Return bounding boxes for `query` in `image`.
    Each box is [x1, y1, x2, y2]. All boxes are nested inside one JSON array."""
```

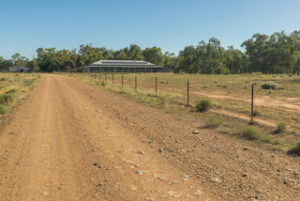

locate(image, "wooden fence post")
[[105, 74, 107, 84], [250, 83, 255, 123], [122, 74, 124, 89], [135, 76, 137, 91], [155, 77, 158, 96], [112, 73, 114, 86], [187, 80, 190, 106]]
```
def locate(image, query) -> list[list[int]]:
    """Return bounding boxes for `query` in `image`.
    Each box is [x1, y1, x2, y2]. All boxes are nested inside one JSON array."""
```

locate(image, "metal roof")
[[89, 60, 162, 68]]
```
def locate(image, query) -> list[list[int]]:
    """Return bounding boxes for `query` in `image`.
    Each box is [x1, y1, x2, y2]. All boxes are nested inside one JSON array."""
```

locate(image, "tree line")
[[1, 30, 300, 74]]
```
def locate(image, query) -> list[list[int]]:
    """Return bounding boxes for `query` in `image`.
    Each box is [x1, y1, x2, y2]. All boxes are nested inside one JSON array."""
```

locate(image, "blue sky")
[[0, 0, 300, 59]]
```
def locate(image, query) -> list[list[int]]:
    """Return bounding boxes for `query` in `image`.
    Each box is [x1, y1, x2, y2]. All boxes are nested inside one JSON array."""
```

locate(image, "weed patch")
[[241, 126, 270, 142], [23, 79, 35, 86], [274, 122, 286, 133], [195, 99, 212, 112], [0, 104, 7, 114], [253, 109, 260, 116], [287, 139, 300, 155], [204, 115, 223, 128], [0, 90, 16, 104]]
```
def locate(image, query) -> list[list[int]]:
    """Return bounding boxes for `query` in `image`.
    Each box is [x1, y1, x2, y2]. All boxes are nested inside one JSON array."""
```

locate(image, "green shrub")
[[0, 78, 7, 81], [195, 99, 213, 112], [275, 122, 286, 133], [223, 85, 227, 88], [261, 81, 277, 90], [205, 115, 223, 128], [0, 104, 7, 114], [287, 139, 300, 155], [242, 126, 270, 142]]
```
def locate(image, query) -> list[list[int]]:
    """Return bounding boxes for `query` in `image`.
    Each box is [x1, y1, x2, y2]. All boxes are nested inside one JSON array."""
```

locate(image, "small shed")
[[8, 66, 30, 73]]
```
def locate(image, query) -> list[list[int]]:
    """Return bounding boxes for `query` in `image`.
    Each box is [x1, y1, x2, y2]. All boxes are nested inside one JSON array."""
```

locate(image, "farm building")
[[85, 60, 163, 73], [8, 66, 30, 72]]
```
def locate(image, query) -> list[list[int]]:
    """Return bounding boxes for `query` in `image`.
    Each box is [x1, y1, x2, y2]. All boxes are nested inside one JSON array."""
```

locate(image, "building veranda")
[[85, 60, 163, 73]]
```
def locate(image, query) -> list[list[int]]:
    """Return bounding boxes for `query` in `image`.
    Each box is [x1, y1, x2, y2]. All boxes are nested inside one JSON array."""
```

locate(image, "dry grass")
[[0, 73, 40, 115], [69, 73, 300, 155]]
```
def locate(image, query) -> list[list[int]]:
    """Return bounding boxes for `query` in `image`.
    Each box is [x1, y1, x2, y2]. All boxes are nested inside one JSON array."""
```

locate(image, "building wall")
[[8, 66, 30, 72], [86, 67, 161, 73]]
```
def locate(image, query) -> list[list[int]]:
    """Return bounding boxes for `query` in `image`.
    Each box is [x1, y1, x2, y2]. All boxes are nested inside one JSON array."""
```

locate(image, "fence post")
[[187, 80, 190, 106], [112, 73, 114, 86], [250, 83, 255, 123], [122, 74, 124, 89], [105, 74, 107, 84], [135, 76, 137, 91], [155, 77, 158, 96]]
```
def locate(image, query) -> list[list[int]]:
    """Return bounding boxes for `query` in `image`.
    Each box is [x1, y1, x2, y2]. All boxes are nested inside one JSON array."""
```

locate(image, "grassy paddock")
[[69, 72, 300, 155]]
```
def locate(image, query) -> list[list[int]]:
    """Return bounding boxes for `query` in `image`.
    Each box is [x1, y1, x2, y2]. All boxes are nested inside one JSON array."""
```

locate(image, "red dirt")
[[0, 74, 299, 201]]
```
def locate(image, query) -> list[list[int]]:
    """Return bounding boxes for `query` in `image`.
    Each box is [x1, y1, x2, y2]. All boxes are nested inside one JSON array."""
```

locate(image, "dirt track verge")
[[0, 74, 299, 201]]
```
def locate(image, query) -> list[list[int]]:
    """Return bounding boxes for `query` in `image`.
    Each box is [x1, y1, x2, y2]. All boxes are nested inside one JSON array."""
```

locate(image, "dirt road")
[[0, 75, 299, 201]]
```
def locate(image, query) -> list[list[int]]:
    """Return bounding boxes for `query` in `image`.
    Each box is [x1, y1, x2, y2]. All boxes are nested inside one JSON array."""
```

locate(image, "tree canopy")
[[1, 30, 300, 74]]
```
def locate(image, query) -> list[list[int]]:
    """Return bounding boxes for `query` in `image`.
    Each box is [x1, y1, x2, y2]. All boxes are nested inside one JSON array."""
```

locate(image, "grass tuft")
[[0, 104, 7, 114], [0, 91, 16, 104], [23, 79, 35, 86], [204, 115, 223, 128], [274, 122, 286, 134], [241, 126, 270, 142], [195, 99, 213, 112], [253, 109, 260, 116], [287, 139, 300, 155]]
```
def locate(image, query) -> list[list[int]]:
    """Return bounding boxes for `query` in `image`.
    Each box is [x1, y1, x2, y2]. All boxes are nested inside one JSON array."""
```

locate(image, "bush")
[[0, 78, 7, 81], [242, 126, 270, 142], [205, 115, 223, 128], [0, 104, 7, 114], [287, 139, 300, 155], [261, 81, 277, 90], [275, 122, 286, 133], [195, 99, 213, 112]]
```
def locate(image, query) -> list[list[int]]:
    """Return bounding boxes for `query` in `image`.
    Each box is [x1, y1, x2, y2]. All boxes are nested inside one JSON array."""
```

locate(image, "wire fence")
[[70, 72, 260, 124]]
